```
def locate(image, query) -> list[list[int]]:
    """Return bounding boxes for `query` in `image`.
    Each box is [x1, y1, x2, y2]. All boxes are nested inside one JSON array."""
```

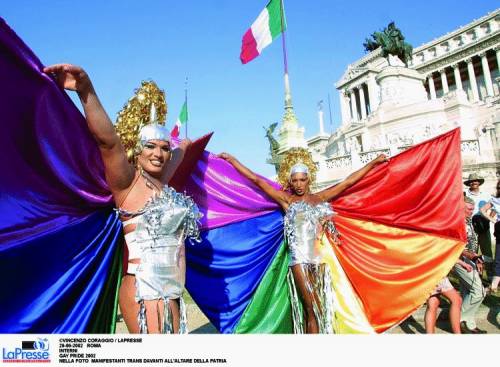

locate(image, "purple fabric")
[[0, 17, 112, 244], [184, 152, 280, 230]]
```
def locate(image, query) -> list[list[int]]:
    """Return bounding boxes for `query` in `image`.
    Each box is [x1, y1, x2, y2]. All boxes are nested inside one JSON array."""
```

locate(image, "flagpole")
[[184, 77, 188, 139], [279, 0, 288, 75], [279, 0, 293, 118]]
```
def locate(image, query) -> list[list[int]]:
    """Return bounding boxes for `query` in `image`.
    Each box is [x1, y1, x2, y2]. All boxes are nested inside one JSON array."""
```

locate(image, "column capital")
[[478, 51, 487, 58], [494, 45, 500, 52], [427, 73, 435, 80], [438, 68, 447, 74], [451, 63, 460, 70], [464, 57, 474, 64]]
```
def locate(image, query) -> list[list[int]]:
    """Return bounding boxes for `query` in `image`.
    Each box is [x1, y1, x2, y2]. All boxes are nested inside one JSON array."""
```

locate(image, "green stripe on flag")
[[267, 0, 285, 39], [179, 101, 188, 125], [234, 240, 293, 333]]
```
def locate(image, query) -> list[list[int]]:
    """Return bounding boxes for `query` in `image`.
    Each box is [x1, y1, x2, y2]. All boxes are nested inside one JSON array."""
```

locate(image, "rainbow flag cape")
[[0, 16, 465, 334], [183, 129, 466, 333]]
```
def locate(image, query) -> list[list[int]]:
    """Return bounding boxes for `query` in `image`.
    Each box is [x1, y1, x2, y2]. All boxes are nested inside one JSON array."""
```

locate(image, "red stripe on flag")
[[240, 29, 259, 64], [171, 124, 180, 138]]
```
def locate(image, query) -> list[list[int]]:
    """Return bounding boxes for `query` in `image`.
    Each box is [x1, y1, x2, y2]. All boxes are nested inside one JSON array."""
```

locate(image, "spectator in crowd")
[[452, 196, 487, 334], [464, 173, 493, 277], [425, 276, 463, 334], [480, 179, 500, 294]]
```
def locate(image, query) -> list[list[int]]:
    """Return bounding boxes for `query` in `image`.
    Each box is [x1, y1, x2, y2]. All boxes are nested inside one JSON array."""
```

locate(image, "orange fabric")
[[327, 128, 466, 332], [332, 216, 464, 333]]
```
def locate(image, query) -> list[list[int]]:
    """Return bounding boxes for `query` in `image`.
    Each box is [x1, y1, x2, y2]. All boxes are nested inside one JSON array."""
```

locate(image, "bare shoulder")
[[112, 169, 141, 209]]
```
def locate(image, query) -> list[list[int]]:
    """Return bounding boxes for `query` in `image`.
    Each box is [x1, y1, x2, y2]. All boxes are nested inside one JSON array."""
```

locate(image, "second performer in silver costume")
[[219, 148, 387, 333]]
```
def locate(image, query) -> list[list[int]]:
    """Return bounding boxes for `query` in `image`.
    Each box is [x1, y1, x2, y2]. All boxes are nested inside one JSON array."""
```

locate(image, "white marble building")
[[289, 9, 500, 194]]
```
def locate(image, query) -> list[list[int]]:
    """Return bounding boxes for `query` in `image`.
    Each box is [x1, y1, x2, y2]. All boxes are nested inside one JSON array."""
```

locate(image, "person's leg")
[[441, 288, 462, 334], [473, 214, 493, 276], [491, 222, 500, 290], [291, 264, 319, 334], [169, 299, 180, 333], [119, 275, 140, 333], [425, 295, 440, 333], [453, 264, 484, 330], [142, 299, 163, 334]]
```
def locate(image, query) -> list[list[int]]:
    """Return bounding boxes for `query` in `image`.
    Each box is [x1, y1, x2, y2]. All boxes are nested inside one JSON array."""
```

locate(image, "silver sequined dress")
[[284, 201, 335, 266], [119, 185, 201, 334], [284, 201, 337, 333]]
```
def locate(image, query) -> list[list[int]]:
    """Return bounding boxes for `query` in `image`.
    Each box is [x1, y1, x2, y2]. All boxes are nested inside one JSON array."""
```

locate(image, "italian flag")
[[171, 101, 188, 138], [240, 0, 286, 64]]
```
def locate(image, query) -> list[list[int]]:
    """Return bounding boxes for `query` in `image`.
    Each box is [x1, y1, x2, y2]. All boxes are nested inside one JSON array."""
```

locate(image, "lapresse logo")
[[2, 338, 51, 363]]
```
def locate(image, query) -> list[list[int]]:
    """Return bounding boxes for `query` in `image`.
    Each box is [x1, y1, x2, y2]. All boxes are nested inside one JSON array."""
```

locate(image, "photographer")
[[452, 196, 487, 334]]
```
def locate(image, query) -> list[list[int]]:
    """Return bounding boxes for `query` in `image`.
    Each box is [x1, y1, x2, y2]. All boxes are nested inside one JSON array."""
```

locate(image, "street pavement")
[[115, 293, 499, 334]]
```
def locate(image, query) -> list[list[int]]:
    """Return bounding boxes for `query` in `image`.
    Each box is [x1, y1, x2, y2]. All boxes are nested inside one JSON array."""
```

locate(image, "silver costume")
[[284, 201, 338, 333], [119, 186, 201, 334]]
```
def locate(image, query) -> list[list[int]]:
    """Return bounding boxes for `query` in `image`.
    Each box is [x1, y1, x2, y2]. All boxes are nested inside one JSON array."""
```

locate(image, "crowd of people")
[[424, 174, 500, 334]]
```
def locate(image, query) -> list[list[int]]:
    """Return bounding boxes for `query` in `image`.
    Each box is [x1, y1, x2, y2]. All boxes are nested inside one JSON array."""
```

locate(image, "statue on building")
[[363, 22, 413, 67], [264, 122, 281, 173]]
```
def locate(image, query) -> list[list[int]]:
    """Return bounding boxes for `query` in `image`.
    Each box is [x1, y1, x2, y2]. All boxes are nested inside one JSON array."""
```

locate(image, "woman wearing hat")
[[219, 148, 388, 333], [44, 64, 201, 334], [464, 172, 493, 271]]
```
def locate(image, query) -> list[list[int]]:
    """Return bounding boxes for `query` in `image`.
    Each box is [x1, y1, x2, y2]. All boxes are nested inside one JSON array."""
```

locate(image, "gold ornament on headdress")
[[115, 81, 168, 162], [277, 147, 317, 190]]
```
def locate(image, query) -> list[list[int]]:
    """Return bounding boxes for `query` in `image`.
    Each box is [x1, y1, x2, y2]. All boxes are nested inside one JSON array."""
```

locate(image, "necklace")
[[139, 167, 162, 194]]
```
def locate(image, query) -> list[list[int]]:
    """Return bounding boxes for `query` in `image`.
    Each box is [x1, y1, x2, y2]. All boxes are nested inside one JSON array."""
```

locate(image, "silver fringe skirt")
[[287, 263, 336, 333]]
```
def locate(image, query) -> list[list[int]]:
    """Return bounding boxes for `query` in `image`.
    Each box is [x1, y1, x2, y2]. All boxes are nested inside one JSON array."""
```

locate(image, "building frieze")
[[412, 9, 499, 54], [415, 32, 499, 74], [336, 65, 380, 88]]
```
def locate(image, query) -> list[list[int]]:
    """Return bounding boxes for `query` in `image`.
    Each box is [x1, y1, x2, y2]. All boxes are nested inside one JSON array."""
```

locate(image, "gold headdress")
[[115, 81, 168, 162], [277, 147, 317, 190]]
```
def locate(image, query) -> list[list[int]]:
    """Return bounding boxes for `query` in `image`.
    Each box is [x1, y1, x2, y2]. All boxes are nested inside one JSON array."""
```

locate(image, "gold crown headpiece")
[[115, 80, 168, 162], [277, 147, 317, 190]]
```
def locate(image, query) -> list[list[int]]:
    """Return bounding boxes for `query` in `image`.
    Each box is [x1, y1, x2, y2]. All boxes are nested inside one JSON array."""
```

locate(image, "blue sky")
[[2, 1, 498, 177]]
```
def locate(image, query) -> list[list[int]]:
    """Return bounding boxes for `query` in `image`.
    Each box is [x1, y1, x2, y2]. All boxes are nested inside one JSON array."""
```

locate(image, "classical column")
[[439, 68, 449, 94], [452, 63, 463, 91], [480, 52, 494, 97], [339, 90, 350, 126], [367, 76, 380, 111], [358, 84, 367, 120], [466, 58, 479, 102], [318, 103, 325, 135], [495, 46, 500, 72], [350, 89, 359, 122], [428, 74, 436, 99]]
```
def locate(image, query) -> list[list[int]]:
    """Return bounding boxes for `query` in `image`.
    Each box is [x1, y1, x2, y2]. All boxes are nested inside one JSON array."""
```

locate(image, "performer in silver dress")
[[44, 63, 199, 333], [219, 148, 387, 333], [116, 125, 201, 334]]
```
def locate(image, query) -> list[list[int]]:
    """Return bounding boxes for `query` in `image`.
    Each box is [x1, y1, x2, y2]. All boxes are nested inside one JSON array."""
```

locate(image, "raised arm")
[[219, 153, 289, 209], [43, 64, 134, 192], [317, 154, 388, 202]]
